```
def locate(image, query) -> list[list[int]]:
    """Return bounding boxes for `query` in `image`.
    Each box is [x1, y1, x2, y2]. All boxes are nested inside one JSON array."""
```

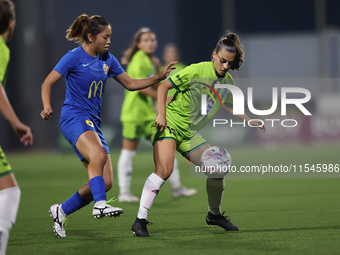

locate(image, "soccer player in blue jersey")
[[40, 14, 176, 238], [0, 1, 33, 253]]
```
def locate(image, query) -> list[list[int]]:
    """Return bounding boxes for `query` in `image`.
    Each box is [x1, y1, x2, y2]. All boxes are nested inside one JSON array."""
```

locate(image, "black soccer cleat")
[[131, 218, 153, 237], [206, 211, 239, 231]]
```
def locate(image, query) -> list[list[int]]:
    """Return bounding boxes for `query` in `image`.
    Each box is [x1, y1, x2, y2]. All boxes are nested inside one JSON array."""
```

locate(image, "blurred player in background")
[[132, 32, 267, 236], [117, 28, 197, 202], [0, 0, 33, 254], [162, 43, 186, 86], [40, 15, 175, 238]]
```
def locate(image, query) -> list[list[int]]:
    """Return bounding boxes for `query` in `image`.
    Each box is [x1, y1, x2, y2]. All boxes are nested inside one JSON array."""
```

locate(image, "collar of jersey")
[[80, 46, 100, 66]]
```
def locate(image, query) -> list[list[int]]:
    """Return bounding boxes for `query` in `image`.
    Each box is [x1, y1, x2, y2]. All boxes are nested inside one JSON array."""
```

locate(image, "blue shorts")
[[60, 114, 109, 161]]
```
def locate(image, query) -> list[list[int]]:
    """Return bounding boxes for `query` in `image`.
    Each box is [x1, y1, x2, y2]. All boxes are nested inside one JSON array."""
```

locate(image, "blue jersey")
[[54, 46, 124, 120]]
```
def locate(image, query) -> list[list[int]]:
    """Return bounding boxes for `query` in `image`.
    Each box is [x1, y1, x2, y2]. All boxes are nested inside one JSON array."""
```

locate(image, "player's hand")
[[158, 61, 177, 80], [155, 114, 167, 132], [166, 96, 173, 104], [40, 107, 53, 120], [10, 121, 33, 146], [249, 120, 267, 133]]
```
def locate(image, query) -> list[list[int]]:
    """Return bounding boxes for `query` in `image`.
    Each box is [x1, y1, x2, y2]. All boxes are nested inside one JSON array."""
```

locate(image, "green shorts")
[[0, 146, 12, 177], [151, 120, 207, 156], [122, 120, 154, 140]]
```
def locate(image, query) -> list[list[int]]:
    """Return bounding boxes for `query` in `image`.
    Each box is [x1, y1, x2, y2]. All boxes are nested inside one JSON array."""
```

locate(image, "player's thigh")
[[122, 139, 139, 151], [154, 139, 177, 179], [185, 144, 211, 166], [179, 132, 210, 166], [76, 130, 107, 163], [0, 173, 18, 191]]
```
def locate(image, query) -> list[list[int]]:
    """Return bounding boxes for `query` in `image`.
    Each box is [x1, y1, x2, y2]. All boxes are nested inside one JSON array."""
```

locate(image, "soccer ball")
[[200, 146, 232, 178]]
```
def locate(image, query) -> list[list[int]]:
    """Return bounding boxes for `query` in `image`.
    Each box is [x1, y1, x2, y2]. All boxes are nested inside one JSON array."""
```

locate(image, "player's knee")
[[89, 148, 107, 167], [155, 166, 173, 180]]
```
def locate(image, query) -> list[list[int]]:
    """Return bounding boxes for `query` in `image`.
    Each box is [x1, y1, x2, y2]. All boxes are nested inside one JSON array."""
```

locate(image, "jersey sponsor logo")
[[83, 63, 90, 67], [86, 120, 94, 127], [166, 126, 176, 136], [88, 80, 103, 99], [103, 63, 109, 75]]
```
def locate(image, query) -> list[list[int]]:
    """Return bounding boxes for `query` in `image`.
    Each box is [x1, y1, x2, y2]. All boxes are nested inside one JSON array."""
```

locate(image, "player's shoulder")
[[223, 72, 234, 84], [130, 50, 148, 63]]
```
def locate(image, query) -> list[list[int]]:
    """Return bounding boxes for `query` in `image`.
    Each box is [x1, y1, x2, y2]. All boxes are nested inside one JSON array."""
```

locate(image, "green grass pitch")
[[5, 144, 340, 255]]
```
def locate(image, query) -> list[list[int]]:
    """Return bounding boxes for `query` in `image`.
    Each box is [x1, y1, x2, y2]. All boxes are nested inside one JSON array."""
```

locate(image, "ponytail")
[[65, 14, 110, 45]]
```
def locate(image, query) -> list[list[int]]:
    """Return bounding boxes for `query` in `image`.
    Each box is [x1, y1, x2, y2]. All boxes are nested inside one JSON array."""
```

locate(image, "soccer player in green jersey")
[[117, 28, 197, 202], [132, 32, 267, 236], [162, 43, 186, 98], [0, 1, 33, 253]]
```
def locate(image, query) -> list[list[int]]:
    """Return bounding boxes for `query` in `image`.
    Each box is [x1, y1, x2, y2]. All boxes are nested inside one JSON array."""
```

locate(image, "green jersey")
[[120, 50, 157, 122], [163, 62, 186, 97], [167, 61, 234, 131], [0, 36, 10, 87]]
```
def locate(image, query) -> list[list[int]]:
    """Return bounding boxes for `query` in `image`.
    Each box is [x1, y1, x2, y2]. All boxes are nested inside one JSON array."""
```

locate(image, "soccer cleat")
[[206, 211, 239, 231], [131, 218, 153, 237], [92, 197, 124, 219], [118, 192, 140, 202], [172, 186, 198, 199], [49, 204, 68, 238]]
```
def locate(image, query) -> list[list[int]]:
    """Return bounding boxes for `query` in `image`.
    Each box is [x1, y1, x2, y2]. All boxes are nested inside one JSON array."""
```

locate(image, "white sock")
[[0, 226, 9, 255], [137, 173, 165, 219], [117, 149, 136, 194], [0, 186, 20, 255], [168, 158, 182, 190], [0, 186, 21, 230], [206, 178, 225, 215], [94, 200, 106, 207]]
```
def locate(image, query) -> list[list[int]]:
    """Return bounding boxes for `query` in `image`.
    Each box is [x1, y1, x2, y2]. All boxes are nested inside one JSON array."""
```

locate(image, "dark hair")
[[66, 14, 110, 45], [121, 27, 154, 65], [212, 31, 245, 70], [0, 0, 15, 34]]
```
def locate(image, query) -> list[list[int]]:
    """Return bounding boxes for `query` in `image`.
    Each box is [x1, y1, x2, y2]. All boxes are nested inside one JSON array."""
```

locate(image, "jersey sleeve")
[[53, 50, 78, 77], [168, 64, 199, 93], [108, 54, 124, 78]]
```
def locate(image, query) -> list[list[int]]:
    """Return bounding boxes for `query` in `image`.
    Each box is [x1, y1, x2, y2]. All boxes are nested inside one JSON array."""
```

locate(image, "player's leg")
[[117, 138, 138, 202], [0, 148, 21, 254], [75, 131, 123, 219], [117, 122, 142, 202], [185, 143, 239, 231], [132, 139, 176, 236], [168, 156, 198, 199]]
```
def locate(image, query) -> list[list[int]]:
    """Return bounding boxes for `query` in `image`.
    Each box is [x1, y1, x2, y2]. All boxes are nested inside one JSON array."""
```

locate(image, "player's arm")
[[40, 70, 63, 120], [0, 83, 33, 145], [222, 103, 267, 132], [139, 87, 158, 99], [114, 61, 177, 91], [155, 79, 173, 132]]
